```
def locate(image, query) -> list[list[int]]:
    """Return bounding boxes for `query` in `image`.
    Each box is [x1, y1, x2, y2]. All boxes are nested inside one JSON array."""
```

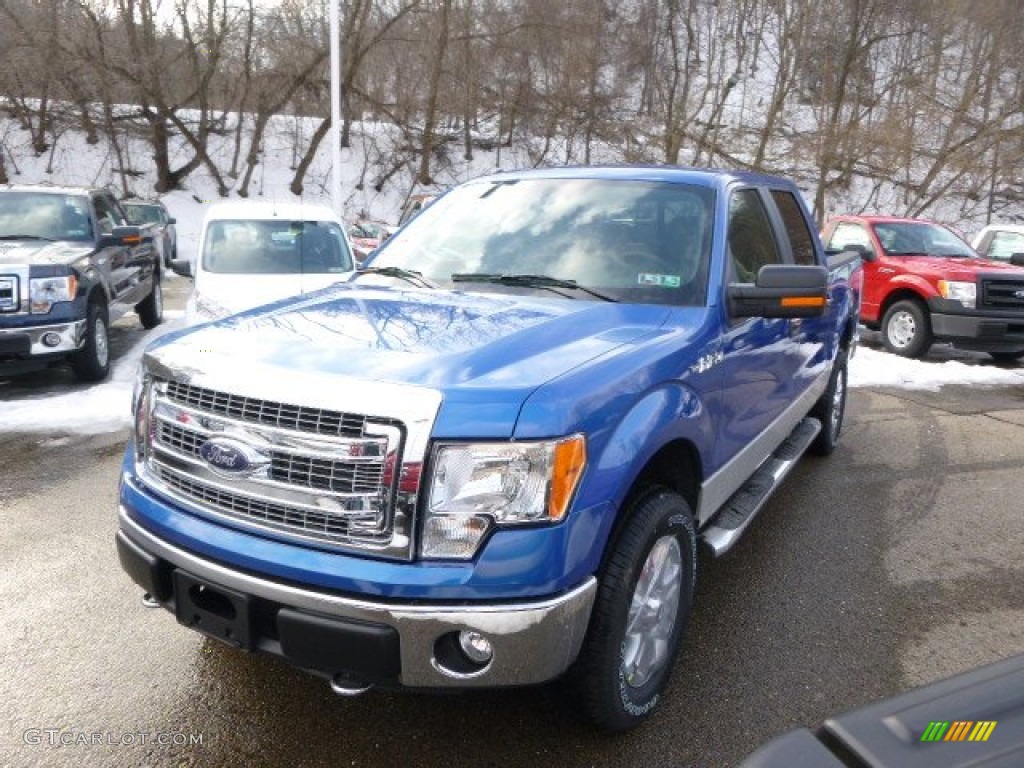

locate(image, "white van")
[[173, 201, 356, 324]]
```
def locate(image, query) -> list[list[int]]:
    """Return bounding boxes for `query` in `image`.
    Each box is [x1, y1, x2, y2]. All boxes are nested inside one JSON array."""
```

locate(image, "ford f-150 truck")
[[117, 167, 860, 731], [0, 184, 164, 380], [822, 215, 1024, 361]]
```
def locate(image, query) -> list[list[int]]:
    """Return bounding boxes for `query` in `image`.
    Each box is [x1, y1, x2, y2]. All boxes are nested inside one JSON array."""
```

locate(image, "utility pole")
[[329, 0, 342, 213]]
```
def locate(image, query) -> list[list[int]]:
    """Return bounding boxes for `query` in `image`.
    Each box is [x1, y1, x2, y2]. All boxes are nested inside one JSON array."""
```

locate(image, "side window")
[[727, 189, 782, 282], [828, 222, 872, 254], [771, 190, 817, 265], [987, 231, 1024, 261], [92, 195, 119, 235]]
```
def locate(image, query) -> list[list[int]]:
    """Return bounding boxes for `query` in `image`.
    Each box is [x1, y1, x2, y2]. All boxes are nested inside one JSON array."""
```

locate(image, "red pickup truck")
[[821, 215, 1024, 361]]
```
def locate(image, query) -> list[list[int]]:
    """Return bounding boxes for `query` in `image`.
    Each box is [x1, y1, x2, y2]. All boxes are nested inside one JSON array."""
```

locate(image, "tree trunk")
[[418, 0, 452, 185], [290, 116, 332, 196]]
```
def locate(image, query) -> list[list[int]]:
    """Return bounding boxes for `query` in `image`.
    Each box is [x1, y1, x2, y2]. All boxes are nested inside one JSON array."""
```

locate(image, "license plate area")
[[0, 276, 17, 312], [173, 570, 253, 650]]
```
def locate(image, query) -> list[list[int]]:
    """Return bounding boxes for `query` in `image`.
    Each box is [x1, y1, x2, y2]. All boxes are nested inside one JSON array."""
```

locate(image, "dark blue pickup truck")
[[0, 185, 163, 381], [117, 167, 861, 731]]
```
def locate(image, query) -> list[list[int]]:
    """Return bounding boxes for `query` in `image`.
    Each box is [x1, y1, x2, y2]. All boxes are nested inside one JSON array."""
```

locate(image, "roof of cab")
[[465, 164, 804, 191], [0, 183, 98, 197]]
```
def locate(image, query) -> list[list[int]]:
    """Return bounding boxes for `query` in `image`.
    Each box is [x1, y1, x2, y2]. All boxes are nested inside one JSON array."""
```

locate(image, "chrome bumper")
[[0, 319, 86, 355], [118, 506, 597, 688]]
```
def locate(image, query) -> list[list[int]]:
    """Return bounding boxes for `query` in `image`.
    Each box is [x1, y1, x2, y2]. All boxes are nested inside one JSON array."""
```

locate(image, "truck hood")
[[147, 284, 673, 395], [893, 255, 1024, 279], [0, 239, 92, 267]]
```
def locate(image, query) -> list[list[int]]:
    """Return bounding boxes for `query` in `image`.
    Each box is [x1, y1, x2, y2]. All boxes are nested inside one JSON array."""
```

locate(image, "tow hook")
[[329, 675, 373, 697], [141, 592, 161, 608]]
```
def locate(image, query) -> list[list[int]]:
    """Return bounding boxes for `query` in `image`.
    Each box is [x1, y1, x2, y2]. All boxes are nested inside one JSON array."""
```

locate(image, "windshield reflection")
[[372, 178, 715, 306]]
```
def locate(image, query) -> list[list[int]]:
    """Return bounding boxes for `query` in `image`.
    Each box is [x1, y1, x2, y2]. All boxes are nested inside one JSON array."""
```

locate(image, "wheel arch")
[[597, 438, 702, 575], [878, 284, 930, 321]]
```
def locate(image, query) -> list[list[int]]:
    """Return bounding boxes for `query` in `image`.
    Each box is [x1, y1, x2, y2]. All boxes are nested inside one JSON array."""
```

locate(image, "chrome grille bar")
[[155, 465, 389, 544], [164, 380, 369, 437]]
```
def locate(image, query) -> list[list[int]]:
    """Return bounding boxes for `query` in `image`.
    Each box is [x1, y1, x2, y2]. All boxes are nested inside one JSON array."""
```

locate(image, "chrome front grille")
[[145, 379, 408, 556], [165, 380, 368, 438], [155, 465, 385, 541], [981, 277, 1024, 310]]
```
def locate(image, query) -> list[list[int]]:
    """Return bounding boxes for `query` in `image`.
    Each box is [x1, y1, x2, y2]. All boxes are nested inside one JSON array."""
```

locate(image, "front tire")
[[574, 488, 697, 732], [882, 299, 932, 358], [69, 303, 110, 382], [809, 349, 848, 456], [136, 276, 163, 330]]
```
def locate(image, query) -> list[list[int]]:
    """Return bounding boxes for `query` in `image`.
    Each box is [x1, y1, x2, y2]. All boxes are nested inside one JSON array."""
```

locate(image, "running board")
[[700, 417, 822, 557]]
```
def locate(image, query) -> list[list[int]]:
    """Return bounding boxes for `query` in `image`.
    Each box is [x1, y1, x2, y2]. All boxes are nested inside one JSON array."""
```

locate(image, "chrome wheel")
[[154, 280, 163, 318], [94, 316, 109, 368], [887, 310, 916, 349], [829, 369, 845, 441], [622, 535, 683, 688]]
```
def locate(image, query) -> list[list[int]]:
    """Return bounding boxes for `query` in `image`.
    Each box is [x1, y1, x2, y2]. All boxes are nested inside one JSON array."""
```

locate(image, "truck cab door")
[[94, 193, 144, 313], [713, 188, 799, 470]]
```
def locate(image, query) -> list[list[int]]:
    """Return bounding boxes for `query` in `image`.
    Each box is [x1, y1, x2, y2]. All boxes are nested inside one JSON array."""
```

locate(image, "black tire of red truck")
[[881, 299, 933, 358], [573, 488, 697, 732]]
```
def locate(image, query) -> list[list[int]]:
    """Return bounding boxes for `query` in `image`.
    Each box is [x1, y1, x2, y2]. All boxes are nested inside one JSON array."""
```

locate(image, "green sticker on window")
[[637, 273, 681, 288]]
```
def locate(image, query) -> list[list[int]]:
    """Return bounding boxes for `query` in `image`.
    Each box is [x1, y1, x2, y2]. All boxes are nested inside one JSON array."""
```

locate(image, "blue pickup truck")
[[116, 167, 860, 731]]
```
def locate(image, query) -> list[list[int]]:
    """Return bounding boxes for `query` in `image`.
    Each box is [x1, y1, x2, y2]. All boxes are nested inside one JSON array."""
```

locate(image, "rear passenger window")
[[727, 189, 782, 282], [771, 190, 817, 266]]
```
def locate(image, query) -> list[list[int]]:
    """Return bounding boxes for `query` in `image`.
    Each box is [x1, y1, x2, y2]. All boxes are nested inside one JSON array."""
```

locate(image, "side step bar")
[[700, 417, 822, 557]]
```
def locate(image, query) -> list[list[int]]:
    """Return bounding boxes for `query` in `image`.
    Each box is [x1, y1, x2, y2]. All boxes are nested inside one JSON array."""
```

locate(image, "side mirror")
[[1010, 253, 1024, 267], [170, 257, 193, 278], [99, 225, 144, 247], [167, 217, 177, 225], [828, 243, 875, 263], [728, 265, 829, 319]]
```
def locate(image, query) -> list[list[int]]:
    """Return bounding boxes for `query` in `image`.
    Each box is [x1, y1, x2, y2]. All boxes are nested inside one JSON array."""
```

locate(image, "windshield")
[[202, 219, 353, 274], [124, 204, 163, 225], [872, 221, 975, 257], [373, 178, 715, 306], [0, 191, 93, 242]]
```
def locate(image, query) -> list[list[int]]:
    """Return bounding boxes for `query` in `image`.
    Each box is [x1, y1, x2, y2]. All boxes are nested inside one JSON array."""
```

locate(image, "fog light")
[[458, 630, 493, 664], [42, 332, 62, 348]]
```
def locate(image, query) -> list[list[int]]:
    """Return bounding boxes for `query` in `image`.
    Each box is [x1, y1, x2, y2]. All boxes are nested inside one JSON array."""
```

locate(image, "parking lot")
[[2, 278, 1023, 767]]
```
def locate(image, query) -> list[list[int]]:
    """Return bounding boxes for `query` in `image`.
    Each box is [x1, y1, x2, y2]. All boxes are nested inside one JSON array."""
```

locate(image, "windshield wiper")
[[0, 234, 56, 241], [351, 266, 438, 288], [451, 272, 618, 302]]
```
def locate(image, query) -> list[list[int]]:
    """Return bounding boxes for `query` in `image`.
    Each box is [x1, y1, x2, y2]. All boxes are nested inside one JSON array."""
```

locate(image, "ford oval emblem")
[[199, 437, 268, 476]]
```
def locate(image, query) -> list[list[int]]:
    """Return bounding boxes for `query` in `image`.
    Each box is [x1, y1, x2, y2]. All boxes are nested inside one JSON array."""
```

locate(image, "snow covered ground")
[[1, 114, 1022, 436]]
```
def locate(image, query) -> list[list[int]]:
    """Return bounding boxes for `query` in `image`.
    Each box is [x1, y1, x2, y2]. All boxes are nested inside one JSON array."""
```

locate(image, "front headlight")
[[938, 280, 976, 309], [29, 275, 77, 313], [132, 368, 154, 463], [421, 435, 587, 559]]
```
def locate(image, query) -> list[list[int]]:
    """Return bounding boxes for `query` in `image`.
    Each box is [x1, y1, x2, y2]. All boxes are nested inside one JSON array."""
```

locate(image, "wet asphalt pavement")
[[2, 281, 1023, 767]]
